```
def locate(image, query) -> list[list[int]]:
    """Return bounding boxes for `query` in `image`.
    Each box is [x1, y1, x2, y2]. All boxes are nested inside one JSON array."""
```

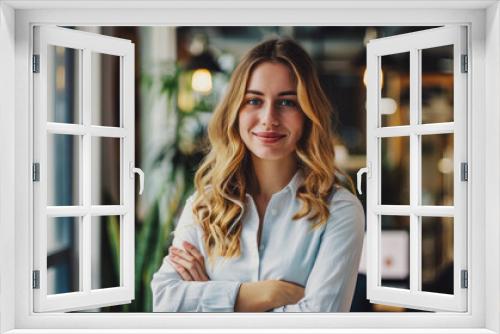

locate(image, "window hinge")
[[32, 270, 40, 289], [32, 55, 40, 73], [461, 162, 468, 181], [461, 54, 468, 73], [461, 269, 468, 289], [32, 163, 40, 182]]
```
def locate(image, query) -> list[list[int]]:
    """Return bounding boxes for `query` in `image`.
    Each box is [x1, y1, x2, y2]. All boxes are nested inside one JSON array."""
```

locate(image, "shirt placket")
[[246, 196, 261, 282], [258, 197, 280, 255], [250, 193, 283, 281]]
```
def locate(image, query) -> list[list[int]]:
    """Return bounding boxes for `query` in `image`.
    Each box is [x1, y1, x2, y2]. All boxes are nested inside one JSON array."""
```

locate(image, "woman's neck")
[[248, 154, 298, 200]]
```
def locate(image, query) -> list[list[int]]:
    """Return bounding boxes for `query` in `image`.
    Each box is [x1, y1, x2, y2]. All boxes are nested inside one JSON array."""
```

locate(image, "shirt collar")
[[285, 169, 304, 195]]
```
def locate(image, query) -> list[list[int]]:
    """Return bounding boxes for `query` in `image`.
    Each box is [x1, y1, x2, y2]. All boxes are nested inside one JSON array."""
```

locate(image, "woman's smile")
[[252, 131, 287, 144]]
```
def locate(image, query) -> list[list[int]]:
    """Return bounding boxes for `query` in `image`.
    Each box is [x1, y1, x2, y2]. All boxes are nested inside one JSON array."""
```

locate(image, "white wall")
[[485, 2, 500, 333], [0, 2, 16, 333]]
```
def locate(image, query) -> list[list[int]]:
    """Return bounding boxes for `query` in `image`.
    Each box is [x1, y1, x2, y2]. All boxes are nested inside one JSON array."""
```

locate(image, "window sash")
[[366, 26, 468, 312], [32, 25, 136, 312]]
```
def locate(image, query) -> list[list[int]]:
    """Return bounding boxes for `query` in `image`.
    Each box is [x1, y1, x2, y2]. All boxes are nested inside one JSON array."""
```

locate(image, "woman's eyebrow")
[[245, 90, 297, 96]]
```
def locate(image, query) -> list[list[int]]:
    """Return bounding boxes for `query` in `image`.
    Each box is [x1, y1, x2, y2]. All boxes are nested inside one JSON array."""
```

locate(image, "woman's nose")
[[260, 102, 280, 127]]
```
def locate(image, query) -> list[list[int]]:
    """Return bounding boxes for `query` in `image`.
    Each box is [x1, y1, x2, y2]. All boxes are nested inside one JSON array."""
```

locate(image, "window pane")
[[47, 45, 81, 124], [421, 216, 454, 294], [91, 215, 121, 289], [380, 52, 410, 127], [91, 52, 121, 127], [91, 137, 121, 205], [380, 215, 410, 289], [381, 136, 410, 205], [47, 216, 80, 294], [421, 134, 454, 206], [421, 45, 454, 124], [47, 134, 81, 206]]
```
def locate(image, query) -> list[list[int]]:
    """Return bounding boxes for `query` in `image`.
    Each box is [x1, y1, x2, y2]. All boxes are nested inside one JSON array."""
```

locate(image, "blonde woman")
[[151, 38, 365, 312]]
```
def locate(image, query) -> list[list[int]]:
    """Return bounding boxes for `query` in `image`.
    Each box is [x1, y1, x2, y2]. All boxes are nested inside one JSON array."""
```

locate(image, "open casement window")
[[32, 26, 142, 312], [360, 26, 468, 312]]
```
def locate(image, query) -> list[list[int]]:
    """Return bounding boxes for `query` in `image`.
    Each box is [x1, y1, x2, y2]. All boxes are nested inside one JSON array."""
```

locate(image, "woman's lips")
[[252, 131, 286, 144]]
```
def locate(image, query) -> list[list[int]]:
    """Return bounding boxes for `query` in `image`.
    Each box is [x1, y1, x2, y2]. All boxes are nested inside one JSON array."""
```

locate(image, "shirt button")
[[270, 209, 277, 216], [259, 244, 265, 252]]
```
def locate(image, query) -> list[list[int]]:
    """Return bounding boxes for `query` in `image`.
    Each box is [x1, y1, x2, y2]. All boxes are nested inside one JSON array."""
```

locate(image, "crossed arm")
[[151, 190, 364, 312], [169, 241, 304, 312]]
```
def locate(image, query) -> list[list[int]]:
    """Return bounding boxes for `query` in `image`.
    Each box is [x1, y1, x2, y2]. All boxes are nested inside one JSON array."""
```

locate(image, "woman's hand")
[[235, 280, 305, 312], [269, 280, 305, 307], [168, 241, 209, 281]]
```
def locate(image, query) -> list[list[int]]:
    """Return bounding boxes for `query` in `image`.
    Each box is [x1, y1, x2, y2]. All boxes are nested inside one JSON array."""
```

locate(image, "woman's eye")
[[246, 98, 261, 106], [278, 99, 297, 108]]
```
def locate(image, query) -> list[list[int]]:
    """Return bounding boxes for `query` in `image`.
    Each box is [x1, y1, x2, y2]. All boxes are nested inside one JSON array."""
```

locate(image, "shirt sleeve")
[[272, 188, 365, 312], [151, 195, 242, 312]]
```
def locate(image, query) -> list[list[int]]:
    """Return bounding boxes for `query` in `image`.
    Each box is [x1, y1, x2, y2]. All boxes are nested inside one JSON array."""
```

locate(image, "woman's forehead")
[[246, 61, 297, 92]]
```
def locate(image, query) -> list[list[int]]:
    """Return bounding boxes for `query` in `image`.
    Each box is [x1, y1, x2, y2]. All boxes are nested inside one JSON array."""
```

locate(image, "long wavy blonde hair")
[[192, 38, 351, 262]]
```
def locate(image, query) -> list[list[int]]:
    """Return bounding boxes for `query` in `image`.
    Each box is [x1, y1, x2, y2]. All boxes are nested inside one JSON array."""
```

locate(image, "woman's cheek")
[[238, 112, 253, 139], [237, 112, 247, 140]]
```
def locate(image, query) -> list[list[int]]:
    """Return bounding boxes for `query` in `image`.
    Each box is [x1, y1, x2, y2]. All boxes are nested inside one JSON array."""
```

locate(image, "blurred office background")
[[46, 26, 454, 312]]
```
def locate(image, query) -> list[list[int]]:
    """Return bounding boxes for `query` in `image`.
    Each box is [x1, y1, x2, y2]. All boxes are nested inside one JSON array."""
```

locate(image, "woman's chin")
[[250, 150, 292, 162]]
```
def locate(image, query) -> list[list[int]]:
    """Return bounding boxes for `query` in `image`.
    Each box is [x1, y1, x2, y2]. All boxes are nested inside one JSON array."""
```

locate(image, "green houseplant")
[[101, 60, 228, 312]]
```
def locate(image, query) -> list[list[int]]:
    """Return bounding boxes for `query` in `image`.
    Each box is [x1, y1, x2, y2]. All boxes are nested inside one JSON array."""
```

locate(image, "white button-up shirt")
[[151, 171, 365, 312]]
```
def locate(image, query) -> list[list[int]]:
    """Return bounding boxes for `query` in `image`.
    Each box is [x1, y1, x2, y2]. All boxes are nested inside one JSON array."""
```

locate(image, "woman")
[[151, 38, 365, 312]]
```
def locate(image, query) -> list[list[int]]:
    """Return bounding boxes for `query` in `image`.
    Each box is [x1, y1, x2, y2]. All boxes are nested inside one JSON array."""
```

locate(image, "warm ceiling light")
[[191, 68, 212, 94]]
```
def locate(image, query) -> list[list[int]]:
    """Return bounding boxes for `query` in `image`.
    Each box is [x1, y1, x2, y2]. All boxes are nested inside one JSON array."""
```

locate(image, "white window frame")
[[0, 1, 499, 333]]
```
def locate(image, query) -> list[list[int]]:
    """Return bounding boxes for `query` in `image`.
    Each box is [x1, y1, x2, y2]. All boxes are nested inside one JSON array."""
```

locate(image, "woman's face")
[[238, 61, 305, 162]]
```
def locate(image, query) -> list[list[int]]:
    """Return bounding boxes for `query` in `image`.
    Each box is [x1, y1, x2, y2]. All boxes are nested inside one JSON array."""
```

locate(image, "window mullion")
[[374, 122, 454, 137], [81, 47, 92, 294], [409, 48, 421, 293], [375, 205, 454, 216]]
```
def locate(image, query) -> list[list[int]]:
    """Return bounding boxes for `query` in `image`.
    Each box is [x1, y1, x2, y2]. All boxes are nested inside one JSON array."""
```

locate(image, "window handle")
[[356, 163, 371, 195], [130, 162, 145, 195]]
